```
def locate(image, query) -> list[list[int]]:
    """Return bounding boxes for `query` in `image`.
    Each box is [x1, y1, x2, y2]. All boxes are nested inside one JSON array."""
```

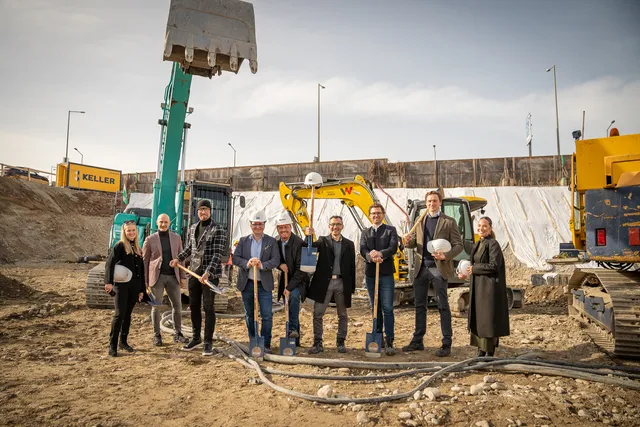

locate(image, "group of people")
[[105, 191, 510, 359]]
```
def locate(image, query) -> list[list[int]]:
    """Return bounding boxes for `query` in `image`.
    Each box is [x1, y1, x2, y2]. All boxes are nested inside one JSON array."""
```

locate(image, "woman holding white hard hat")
[[104, 221, 145, 357], [461, 217, 510, 357]]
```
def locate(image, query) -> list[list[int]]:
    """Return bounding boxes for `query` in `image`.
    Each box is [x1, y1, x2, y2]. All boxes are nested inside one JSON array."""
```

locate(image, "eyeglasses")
[[329, 223, 343, 227], [123, 220, 136, 225], [370, 212, 383, 216], [251, 223, 265, 227]]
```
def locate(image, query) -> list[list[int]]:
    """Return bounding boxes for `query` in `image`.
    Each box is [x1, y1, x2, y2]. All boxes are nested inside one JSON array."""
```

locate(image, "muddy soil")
[[1, 263, 639, 427]]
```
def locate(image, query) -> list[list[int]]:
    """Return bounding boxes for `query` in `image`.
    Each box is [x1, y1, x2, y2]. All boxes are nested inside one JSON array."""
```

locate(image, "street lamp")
[[228, 142, 237, 167], [65, 110, 85, 163], [606, 120, 615, 136], [317, 83, 325, 162], [74, 147, 84, 164], [545, 65, 561, 179]]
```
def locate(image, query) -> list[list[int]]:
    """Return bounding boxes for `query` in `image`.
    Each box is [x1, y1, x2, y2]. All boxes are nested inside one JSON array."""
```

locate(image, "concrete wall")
[[124, 155, 570, 193]]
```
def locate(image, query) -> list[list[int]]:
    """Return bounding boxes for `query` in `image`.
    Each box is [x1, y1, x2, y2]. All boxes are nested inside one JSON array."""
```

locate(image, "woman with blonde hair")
[[104, 220, 145, 357], [460, 216, 510, 357]]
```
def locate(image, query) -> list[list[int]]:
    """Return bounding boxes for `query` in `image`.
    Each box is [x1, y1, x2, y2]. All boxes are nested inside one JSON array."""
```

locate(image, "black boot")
[[476, 348, 486, 357], [384, 337, 396, 356], [308, 341, 323, 354], [336, 339, 347, 354], [108, 346, 117, 357], [120, 334, 134, 353]]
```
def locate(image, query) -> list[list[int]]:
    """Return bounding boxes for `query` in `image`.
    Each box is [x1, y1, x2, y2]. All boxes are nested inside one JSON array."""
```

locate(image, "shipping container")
[[56, 162, 122, 193]]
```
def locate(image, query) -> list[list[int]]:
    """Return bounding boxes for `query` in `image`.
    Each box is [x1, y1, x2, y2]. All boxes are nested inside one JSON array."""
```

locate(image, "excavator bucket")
[[163, 0, 258, 78]]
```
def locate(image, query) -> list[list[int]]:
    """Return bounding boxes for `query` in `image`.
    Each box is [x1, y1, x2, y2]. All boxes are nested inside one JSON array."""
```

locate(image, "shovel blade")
[[279, 337, 296, 356], [300, 246, 318, 273], [249, 335, 264, 360], [365, 331, 383, 355]]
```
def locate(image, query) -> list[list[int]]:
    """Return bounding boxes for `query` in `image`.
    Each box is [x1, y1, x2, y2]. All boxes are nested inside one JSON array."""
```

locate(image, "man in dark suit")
[[232, 211, 280, 353], [305, 215, 356, 354], [359, 203, 399, 356], [275, 213, 309, 346], [402, 190, 463, 357]]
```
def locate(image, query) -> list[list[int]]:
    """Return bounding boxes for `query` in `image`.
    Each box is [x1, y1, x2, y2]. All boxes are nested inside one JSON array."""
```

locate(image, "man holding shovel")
[[360, 203, 399, 356], [401, 190, 463, 357], [170, 199, 226, 356], [275, 213, 309, 347], [305, 215, 356, 354], [233, 211, 280, 354]]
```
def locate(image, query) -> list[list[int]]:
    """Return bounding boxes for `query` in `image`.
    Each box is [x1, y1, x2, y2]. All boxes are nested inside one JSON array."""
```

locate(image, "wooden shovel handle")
[[253, 265, 259, 325], [176, 264, 217, 291], [373, 262, 380, 318]]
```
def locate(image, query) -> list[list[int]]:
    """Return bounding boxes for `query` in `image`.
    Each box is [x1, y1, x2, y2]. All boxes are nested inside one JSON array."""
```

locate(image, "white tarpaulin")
[[129, 186, 573, 271]]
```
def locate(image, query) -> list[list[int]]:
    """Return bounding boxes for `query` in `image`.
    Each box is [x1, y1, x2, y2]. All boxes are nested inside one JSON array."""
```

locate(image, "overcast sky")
[[1, 0, 638, 175]]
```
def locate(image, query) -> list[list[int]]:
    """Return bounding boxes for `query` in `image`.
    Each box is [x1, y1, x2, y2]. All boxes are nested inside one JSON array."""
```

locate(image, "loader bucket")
[[164, 0, 258, 78]]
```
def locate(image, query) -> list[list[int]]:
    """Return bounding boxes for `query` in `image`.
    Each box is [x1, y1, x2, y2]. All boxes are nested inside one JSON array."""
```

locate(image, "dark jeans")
[[287, 287, 301, 338], [109, 283, 138, 349], [241, 280, 273, 348], [188, 275, 217, 343], [365, 274, 395, 341], [411, 261, 452, 348]]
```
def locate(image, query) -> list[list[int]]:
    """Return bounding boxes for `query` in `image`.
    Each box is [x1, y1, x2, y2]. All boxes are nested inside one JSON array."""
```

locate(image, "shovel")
[[176, 264, 223, 294], [249, 264, 265, 360], [300, 182, 318, 273], [365, 262, 383, 358], [279, 273, 297, 356], [146, 286, 163, 306]]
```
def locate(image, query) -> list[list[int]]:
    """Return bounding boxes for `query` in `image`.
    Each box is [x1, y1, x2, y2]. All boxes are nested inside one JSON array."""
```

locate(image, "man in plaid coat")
[[170, 199, 227, 356]]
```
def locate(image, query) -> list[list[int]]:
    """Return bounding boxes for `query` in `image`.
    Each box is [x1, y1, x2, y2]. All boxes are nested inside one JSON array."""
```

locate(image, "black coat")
[[359, 224, 399, 277], [104, 241, 145, 294], [468, 237, 510, 338], [307, 235, 356, 308], [276, 233, 310, 301]]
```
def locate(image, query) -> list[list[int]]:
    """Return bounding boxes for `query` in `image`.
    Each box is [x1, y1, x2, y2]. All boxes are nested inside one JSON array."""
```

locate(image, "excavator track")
[[568, 268, 640, 358], [85, 262, 230, 312]]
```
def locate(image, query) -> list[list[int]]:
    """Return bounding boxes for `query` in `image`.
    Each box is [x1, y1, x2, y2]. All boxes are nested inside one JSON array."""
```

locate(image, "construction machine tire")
[[86, 262, 113, 309]]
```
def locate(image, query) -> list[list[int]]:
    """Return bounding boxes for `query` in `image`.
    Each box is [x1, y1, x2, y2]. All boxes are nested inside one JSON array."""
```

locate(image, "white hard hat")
[[275, 213, 293, 226], [427, 239, 452, 254], [456, 260, 471, 274], [250, 210, 267, 223], [304, 172, 323, 186], [114, 265, 133, 283]]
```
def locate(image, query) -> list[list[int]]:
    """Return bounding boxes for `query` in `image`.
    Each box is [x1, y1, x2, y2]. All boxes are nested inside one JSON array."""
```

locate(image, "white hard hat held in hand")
[[250, 210, 267, 223], [456, 260, 471, 275], [275, 212, 293, 226], [427, 239, 452, 254]]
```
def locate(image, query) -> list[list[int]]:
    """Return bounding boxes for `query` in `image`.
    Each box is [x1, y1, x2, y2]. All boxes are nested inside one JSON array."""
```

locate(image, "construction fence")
[[123, 154, 571, 193]]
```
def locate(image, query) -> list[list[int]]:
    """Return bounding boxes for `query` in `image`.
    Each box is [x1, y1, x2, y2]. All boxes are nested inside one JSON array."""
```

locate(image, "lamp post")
[[65, 110, 85, 163], [317, 83, 325, 162], [606, 120, 615, 136], [545, 65, 561, 180], [228, 142, 237, 167], [74, 147, 84, 164]]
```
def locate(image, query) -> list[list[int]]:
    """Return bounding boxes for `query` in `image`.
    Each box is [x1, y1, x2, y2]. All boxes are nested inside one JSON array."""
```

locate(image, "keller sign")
[[56, 162, 121, 193]]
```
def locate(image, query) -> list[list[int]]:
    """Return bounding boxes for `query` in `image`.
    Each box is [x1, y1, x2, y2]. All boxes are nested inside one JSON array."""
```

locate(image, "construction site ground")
[[1, 179, 639, 427]]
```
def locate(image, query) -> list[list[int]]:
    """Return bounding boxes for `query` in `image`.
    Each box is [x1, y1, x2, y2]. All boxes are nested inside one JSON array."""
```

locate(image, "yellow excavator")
[[279, 175, 522, 313], [551, 129, 640, 358]]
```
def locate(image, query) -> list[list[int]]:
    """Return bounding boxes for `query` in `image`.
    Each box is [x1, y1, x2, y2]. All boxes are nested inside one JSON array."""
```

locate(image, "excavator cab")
[[163, 0, 258, 78]]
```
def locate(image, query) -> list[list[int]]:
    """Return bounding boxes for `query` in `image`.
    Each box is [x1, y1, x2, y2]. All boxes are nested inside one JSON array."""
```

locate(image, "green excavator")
[[86, 0, 257, 308]]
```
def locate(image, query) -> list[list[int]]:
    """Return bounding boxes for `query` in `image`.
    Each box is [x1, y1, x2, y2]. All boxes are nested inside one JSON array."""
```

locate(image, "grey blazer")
[[232, 234, 280, 291]]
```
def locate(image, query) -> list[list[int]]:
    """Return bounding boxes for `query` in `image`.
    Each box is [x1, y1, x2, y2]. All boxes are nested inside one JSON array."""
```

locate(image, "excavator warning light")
[[596, 228, 607, 246]]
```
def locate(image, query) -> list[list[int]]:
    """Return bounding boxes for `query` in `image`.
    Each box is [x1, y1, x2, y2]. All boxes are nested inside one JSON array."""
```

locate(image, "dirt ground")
[[0, 178, 113, 263], [1, 181, 639, 427], [1, 262, 639, 427]]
